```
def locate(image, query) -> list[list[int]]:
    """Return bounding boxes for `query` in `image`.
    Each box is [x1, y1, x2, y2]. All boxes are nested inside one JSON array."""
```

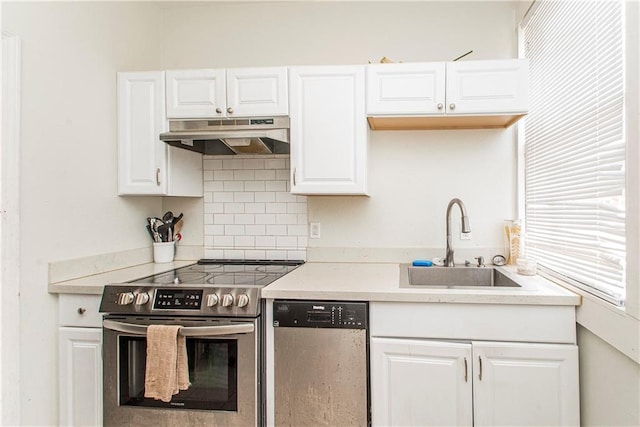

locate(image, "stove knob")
[[206, 294, 220, 307], [221, 294, 235, 308], [237, 294, 250, 308], [117, 292, 134, 305], [134, 292, 150, 306]]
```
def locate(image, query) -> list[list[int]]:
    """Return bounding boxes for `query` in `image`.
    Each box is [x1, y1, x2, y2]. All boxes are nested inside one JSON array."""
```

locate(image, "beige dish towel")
[[144, 325, 191, 402]]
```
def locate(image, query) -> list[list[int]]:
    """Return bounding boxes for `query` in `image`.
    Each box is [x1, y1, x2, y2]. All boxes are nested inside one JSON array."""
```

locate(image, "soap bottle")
[[504, 220, 521, 265]]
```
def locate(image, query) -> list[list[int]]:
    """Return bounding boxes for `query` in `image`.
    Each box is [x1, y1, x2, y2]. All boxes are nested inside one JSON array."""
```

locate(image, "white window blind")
[[522, 0, 626, 305]]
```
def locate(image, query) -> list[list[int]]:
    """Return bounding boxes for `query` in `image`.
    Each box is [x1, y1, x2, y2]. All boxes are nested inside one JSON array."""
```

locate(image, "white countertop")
[[50, 259, 580, 306], [261, 262, 581, 306], [48, 260, 197, 295]]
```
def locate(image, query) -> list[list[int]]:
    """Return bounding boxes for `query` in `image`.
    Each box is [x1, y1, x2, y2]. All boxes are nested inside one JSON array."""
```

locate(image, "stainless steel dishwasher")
[[273, 300, 369, 426]]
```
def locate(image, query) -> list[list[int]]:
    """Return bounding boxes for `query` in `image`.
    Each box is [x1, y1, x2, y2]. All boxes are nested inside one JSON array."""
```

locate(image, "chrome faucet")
[[445, 198, 471, 267]]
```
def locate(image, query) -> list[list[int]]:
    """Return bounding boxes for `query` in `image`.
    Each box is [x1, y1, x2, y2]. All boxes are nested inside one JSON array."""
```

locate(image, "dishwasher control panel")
[[273, 300, 367, 329]]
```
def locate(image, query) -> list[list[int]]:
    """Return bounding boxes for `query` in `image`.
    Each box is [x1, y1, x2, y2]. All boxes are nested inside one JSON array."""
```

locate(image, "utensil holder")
[[153, 241, 175, 263]]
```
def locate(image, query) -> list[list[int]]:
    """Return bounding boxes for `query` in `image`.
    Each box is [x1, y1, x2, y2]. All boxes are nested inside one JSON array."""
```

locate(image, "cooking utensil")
[[156, 223, 172, 242], [171, 213, 183, 225], [162, 211, 174, 224], [145, 225, 155, 241], [150, 217, 164, 242], [173, 219, 184, 239]]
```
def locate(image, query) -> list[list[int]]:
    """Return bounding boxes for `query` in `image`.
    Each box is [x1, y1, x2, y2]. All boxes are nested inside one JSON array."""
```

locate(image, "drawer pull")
[[77, 308, 87, 315]]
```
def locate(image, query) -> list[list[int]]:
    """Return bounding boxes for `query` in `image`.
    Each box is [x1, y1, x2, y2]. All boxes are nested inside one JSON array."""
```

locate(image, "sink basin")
[[400, 265, 521, 289]]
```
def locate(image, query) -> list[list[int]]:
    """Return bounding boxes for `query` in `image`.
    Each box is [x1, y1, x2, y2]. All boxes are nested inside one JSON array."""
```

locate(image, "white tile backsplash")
[[204, 154, 307, 261]]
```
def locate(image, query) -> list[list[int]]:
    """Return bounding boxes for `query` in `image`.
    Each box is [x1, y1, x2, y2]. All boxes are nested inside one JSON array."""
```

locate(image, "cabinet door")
[[445, 59, 528, 114], [371, 338, 472, 427], [366, 62, 446, 115], [226, 67, 288, 117], [473, 341, 579, 427], [166, 69, 226, 118], [59, 327, 103, 427], [118, 72, 203, 197], [289, 65, 368, 195], [117, 71, 167, 195]]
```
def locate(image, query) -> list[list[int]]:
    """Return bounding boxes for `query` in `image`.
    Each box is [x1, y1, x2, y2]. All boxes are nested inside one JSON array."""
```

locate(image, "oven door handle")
[[103, 319, 255, 337]]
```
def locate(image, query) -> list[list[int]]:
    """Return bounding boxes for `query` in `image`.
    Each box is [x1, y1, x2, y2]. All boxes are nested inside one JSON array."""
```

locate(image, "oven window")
[[118, 336, 238, 411]]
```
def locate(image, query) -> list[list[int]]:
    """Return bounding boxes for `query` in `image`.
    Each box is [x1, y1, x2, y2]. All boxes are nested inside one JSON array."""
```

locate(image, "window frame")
[[516, 0, 639, 363]]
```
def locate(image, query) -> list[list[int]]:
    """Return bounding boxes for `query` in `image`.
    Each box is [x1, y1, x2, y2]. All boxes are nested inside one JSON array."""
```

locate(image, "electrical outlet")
[[460, 232, 472, 240], [310, 222, 321, 239]]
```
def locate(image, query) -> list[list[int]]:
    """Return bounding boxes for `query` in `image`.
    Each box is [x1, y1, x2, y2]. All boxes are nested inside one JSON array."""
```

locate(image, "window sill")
[[540, 271, 639, 364]]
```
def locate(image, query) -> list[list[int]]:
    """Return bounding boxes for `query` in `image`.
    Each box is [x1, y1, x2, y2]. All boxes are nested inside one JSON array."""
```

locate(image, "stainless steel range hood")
[[160, 117, 290, 155]]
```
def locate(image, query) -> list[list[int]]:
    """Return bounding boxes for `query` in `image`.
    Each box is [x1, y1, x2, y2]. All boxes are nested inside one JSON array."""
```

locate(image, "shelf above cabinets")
[[366, 59, 529, 130]]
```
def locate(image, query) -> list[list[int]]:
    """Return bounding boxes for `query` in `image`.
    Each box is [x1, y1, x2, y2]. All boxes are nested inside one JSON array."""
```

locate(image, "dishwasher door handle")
[[103, 319, 254, 337]]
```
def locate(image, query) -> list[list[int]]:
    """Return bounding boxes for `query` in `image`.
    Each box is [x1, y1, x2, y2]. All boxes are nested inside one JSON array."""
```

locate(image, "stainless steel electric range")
[[99, 259, 303, 427]]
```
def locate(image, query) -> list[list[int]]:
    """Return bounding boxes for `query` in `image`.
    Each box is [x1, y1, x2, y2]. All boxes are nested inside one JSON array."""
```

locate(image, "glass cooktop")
[[130, 259, 304, 288]]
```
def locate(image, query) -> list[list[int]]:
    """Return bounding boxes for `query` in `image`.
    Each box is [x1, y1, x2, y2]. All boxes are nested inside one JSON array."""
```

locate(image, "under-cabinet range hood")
[[160, 117, 290, 155]]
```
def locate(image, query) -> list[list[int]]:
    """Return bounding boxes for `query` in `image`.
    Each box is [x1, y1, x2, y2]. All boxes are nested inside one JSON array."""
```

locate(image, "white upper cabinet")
[[289, 65, 368, 195], [366, 59, 528, 130], [446, 59, 528, 115], [166, 69, 226, 119], [166, 67, 288, 119], [226, 67, 288, 117], [366, 62, 446, 115], [117, 71, 202, 196]]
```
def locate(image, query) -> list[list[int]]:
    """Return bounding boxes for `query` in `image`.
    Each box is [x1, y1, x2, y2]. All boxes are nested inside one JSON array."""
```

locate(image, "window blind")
[[522, 0, 626, 305]]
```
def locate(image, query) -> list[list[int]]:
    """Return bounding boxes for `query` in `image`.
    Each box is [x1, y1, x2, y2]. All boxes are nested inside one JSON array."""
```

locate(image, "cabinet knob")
[[215, 107, 222, 114], [449, 103, 456, 110], [227, 107, 234, 114], [437, 103, 444, 110], [77, 308, 87, 315]]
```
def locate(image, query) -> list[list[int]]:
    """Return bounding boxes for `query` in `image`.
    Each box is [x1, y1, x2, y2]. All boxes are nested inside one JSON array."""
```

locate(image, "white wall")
[[2, 2, 163, 424], [160, 1, 519, 262], [578, 326, 640, 426]]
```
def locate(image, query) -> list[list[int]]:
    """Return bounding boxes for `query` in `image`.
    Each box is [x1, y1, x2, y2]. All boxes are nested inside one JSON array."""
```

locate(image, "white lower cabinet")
[[58, 295, 103, 427], [472, 341, 579, 426], [370, 302, 579, 427], [371, 338, 579, 427], [371, 338, 472, 426]]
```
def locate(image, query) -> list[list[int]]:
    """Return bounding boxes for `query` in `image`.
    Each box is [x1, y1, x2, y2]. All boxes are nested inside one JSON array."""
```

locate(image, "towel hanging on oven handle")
[[103, 319, 254, 337]]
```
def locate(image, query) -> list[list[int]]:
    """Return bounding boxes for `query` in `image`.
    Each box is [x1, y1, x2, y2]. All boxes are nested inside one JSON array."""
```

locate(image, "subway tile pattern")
[[203, 155, 307, 260]]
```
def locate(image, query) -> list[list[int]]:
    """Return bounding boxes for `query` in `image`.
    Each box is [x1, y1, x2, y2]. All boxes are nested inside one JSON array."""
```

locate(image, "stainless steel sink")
[[400, 264, 521, 289]]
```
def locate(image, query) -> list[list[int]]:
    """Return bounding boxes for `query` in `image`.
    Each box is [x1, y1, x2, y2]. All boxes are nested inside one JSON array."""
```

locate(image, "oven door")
[[103, 316, 260, 427]]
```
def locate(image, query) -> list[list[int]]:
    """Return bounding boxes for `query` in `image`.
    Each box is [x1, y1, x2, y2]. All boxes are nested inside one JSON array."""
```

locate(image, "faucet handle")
[[474, 256, 485, 267]]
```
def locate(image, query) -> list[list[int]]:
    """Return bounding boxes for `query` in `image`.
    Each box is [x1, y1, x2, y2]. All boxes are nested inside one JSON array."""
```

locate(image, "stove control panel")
[[153, 289, 203, 310], [100, 285, 262, 316]]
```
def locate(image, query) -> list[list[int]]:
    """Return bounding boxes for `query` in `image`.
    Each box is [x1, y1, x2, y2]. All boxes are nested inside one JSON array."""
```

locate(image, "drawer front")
[[59, 294, 103, 328]]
